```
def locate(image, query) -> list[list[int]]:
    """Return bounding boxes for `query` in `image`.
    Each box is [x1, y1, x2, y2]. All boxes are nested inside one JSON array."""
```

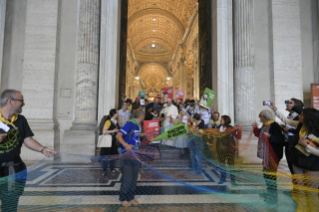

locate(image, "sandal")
[[122, 201, 131, 207], [131, 199, 139, 206]]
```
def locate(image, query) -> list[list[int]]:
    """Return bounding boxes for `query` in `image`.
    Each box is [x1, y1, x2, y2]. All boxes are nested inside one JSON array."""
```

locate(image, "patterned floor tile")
[[44, 169, 120, 185]]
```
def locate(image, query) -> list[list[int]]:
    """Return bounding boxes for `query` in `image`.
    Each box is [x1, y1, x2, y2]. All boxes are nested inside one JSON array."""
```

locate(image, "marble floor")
[[6, 146, 298, 212]]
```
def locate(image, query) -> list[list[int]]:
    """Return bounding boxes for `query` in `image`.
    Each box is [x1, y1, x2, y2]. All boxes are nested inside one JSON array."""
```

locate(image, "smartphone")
[[140, 99, 145, 106], [284, 100, 289, 104], [263, 101, 271, 106]]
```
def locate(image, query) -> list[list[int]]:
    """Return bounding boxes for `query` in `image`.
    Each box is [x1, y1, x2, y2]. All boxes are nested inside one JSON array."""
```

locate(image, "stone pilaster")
[[21, 0, 60, 160], [63, 0, 100, 156], [269, 0, 303, 114], [233, 0, 255, 126]]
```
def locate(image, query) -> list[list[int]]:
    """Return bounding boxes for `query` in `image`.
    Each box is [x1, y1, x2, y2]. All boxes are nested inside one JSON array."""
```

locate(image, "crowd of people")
[[99, 96, 241, 206], [99, 95, 319, 208], [1, 88, 319, 210], [252, 98, 319, 209]]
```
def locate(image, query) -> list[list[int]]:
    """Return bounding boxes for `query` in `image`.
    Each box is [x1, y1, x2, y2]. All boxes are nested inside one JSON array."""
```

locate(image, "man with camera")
[[0, 89, 57, 212]]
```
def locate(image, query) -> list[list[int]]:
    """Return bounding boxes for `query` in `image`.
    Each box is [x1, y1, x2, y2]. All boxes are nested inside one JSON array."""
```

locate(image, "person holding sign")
[[0, 89, 57, 212]]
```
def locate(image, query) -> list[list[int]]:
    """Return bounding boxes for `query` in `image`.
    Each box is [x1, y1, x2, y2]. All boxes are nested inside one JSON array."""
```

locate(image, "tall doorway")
[[118, 0, 212, 103]]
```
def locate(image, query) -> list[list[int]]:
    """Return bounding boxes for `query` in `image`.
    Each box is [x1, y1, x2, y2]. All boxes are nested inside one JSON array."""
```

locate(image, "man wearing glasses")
[[0, 89, 57, 212]]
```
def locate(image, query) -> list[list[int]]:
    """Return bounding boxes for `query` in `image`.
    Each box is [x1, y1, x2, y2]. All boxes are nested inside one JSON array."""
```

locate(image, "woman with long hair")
[[289, 108, 319, 211], [100, 109, 119, 178], [217, 115, 237, 185]]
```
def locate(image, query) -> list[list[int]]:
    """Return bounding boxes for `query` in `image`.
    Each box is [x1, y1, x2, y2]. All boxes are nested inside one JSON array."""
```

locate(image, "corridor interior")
[[125, 0, 200, 100]]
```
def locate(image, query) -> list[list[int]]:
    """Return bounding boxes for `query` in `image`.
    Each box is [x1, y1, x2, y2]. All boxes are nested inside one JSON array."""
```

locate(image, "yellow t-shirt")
[[128, 105, 132, 112], [104, 120, 111, 128]]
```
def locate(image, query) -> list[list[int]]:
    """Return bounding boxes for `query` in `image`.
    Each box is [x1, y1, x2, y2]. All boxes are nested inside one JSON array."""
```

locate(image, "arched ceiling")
[[139, 63, 168, 82], [128, 0, 198, 63]]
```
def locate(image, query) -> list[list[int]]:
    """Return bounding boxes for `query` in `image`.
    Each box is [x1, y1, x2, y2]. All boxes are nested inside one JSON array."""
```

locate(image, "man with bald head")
[[160, 99, 179, 146]]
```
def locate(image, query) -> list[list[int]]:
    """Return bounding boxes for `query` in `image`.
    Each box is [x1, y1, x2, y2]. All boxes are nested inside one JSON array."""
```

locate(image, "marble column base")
[[70, 120, 97, 130], [62, 129, 97, 158]]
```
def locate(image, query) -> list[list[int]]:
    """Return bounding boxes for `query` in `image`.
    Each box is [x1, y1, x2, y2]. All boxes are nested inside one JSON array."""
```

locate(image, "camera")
[[263, 101, 271, 106], [284, 100, 289, 104]]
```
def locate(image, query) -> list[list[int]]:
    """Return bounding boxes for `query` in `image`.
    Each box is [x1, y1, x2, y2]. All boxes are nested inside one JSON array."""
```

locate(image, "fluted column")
[[0, 0, 6, 88], [72, 0, 100, 129], [234, 0, 255, 125]]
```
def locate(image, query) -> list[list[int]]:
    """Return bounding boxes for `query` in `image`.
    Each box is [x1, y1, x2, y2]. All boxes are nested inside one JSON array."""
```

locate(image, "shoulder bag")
[[97, 134, 112, 148]]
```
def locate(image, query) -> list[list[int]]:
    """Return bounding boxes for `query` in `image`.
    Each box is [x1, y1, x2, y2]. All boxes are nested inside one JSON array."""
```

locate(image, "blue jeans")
[[189, 142, 202, 173]]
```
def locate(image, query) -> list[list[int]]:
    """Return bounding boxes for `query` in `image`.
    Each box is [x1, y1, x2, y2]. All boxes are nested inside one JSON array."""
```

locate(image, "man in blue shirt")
[[116, 110, 145, 207]]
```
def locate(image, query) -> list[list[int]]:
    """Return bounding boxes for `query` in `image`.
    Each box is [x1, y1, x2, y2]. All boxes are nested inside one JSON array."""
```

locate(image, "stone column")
[[72, 0, 100, 130], [63, 0, 100, 156], [98, 0, 121, 123], [0, 0, 6, 85], [212, 0, 234, 122], [233, 0, 255, 126]]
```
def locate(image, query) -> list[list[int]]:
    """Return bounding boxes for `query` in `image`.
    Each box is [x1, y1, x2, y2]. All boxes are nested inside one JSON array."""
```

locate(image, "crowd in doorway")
[[0, 88, 319, 210], [99, 95, 319, 208]]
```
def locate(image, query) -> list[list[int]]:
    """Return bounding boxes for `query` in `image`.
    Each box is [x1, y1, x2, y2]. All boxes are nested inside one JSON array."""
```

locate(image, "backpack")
[[116, 123, 136, 147], [98, 115, 108, 135]]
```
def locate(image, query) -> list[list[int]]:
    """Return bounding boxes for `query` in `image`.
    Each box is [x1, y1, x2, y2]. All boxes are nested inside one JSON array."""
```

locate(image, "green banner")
[[151, 124, 188, 141], [199, 88, 216, 109], [138, 91, 146, 97]]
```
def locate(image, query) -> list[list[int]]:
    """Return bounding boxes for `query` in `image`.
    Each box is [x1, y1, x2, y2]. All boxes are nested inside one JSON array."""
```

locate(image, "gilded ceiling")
[[128, 0, 198, 63]]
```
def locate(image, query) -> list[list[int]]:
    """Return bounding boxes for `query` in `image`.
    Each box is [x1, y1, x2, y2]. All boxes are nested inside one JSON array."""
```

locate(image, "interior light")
[[167, 77, 171, 80], [135, 76, 140, 80], [153, 18, 156, 21], [153, 30, 156, 32], [152, 44, 156, 48]]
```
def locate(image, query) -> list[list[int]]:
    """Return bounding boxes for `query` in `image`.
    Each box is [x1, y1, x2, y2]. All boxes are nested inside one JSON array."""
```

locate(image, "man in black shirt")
[[0, 89, 57, 211]]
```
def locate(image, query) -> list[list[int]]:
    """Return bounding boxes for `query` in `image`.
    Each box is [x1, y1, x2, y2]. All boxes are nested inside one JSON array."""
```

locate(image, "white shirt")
[[118, 109, 131, 126], [287, 112, 298, 136], [219, 125, 227, 132], [160, 104, 179, 127], [182, 115, 189, 125], [196, 107, 210, 125]]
